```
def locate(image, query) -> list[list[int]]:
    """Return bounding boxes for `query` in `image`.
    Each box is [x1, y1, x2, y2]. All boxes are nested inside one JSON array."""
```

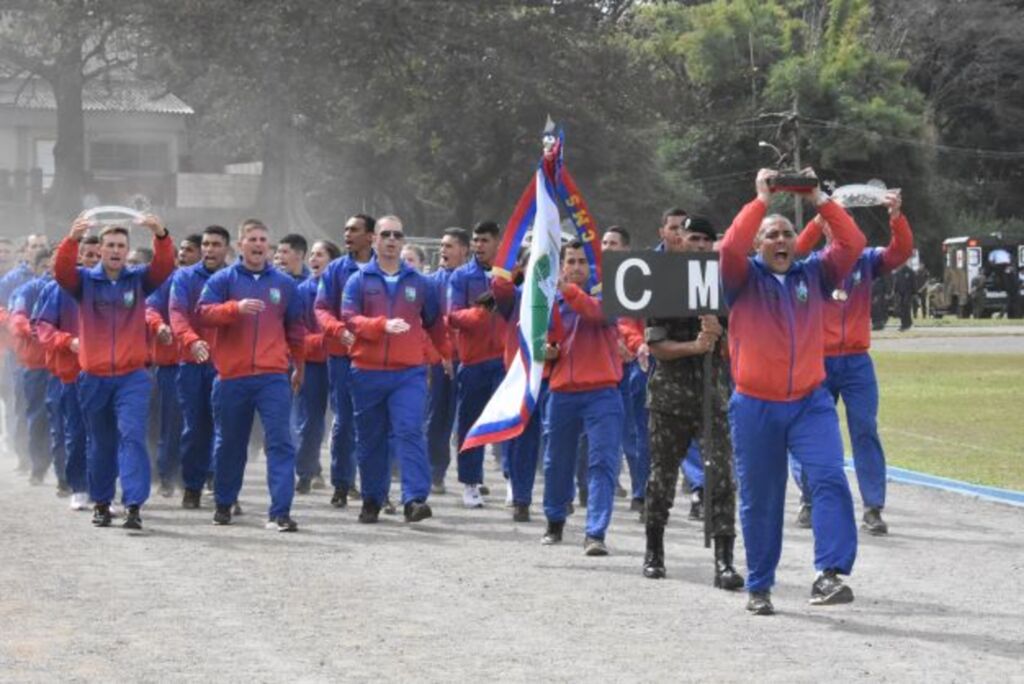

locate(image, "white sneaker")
[[69, 492, 89, 511], [462, 484, 484, 509], [504, 483, 514, 507]]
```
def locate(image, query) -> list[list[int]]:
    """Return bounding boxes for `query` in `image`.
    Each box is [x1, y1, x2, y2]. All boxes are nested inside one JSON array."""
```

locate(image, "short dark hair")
[[202, 225, 231, 244], [473, 221, 500, 238], [605, 225, 630, 246], [442, 227, 470, 248], [661, 207, 688, 225], [313, 239, 342, 261], [81, 236, 101, 247], [351, 213, 376, 233], [560, 239, 584, 261], [279, 233, 308, 255], [182, 233, 202, 249], [130, 247, 154, 264]]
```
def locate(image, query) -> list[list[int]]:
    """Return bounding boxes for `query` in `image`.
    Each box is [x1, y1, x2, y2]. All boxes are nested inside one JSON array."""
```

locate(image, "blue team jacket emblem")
[[269, 287, 281, 304], [404, 285, 417, 302], [123, 290, 135, 308], [796, 281, 808, 303]]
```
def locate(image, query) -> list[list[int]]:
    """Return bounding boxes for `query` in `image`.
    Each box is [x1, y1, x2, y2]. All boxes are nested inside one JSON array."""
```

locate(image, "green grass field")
[[839, 352, 1024, 491]]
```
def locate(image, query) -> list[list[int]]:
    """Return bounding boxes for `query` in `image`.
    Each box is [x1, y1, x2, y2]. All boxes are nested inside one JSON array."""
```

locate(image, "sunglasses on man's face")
[[379, 230, 404, 240]]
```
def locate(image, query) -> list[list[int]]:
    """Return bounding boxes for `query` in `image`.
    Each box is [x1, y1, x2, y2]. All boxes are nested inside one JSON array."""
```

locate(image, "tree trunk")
[[48, 38, 86, 228], [257, 103, 289, 230]]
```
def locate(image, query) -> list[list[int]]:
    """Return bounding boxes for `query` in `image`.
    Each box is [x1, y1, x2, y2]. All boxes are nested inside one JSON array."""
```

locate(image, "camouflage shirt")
[[645, 315, 730, 416]]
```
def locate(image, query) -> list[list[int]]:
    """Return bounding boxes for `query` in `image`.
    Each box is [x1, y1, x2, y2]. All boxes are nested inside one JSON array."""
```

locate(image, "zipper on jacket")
[[383, 273, 394, 367], [110, 283, 117, 375], [778, 278, 796, 399]]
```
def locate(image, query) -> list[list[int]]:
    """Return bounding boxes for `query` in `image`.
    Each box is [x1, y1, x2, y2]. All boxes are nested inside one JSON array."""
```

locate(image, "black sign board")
[[601, 251, 726, 318]]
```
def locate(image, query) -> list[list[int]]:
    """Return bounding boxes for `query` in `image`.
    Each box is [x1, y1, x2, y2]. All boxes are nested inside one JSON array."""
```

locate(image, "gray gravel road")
[[2, 454, 1022, 682]]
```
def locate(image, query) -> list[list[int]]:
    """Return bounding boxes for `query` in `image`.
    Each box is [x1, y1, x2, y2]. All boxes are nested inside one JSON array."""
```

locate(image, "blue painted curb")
[[844, 458, 1024, 508]]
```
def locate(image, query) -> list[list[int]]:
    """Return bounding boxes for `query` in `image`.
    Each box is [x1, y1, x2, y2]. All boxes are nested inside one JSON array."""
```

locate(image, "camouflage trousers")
[[645, 407, 736, 537]]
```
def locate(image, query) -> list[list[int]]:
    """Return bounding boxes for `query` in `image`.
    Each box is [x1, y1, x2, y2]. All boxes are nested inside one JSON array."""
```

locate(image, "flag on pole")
[[460, 168, 562, 450]]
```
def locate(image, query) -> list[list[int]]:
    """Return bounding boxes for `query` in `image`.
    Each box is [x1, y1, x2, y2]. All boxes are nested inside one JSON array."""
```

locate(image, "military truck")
[[939, 235, 1024, 318]]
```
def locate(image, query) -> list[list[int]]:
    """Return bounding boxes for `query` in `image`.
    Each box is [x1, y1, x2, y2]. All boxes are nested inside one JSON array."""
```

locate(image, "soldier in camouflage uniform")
[[641, 216, 744, 591]]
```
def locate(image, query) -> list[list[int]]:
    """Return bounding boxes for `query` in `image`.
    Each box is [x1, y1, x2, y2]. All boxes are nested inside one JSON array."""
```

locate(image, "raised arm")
[[818, 199, 867, 289], [561, 282, 607, 323], [795, 215, 825, 257], [878, 192, 914, 273], [54, 217, 90, 299], [139, 215, 175, 294], [719, 169, 774, 294]]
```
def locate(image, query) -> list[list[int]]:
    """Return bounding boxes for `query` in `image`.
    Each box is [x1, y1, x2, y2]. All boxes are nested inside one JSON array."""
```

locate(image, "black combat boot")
[[713, 535, 745, 591], [643, 523, 666, 579]]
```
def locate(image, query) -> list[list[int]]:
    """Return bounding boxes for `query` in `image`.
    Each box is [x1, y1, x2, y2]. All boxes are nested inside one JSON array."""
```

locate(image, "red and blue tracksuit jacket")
[[54, 234, 175, 376], [447, 258, 506, 365], [8, 276, 51, 370], [33, 280, 81, 384], [719, 198, 866, 402], [547, 283, 622, 393], [168, 262, 220, 363], [0, 263, 35, 352], [314, 253, 372, 358], [796, 213, 914, 356], [196, 261, 307, 379], [341, 259, 451, 370], [297, 275, 327, 364], [146, 275, 186, 366]]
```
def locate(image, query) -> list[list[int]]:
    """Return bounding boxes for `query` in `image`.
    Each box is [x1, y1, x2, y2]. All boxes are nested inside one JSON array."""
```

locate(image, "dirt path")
[[1, 454, 1022, 682]]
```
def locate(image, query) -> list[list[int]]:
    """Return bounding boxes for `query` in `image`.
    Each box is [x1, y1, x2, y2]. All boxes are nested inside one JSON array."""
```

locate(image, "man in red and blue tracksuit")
[[341, 215, 451, 524], [34, 238, 98, 511], [198, 219, 306, 532], [314, 214, 376, 508], [720, 169, 865, 615], [169, 226, 231, 509], [54, 215, 175, 530], [425, 227, 469, 492], [540, 240, 624, 556], [145, 235, 201, 497], [8, 250, 55, 487], [790, 191, 913, 535], [447, 221, 508, 508]]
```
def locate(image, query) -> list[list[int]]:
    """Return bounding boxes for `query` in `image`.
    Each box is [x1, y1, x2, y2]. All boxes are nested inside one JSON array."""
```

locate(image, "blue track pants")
[[455, 358, 504, 485], [62, 382, 87, 493], [350, 366, 430, 507], [78, 369, 153, 507], [426, 361, 458, 485], [295, 361, 329, 479], [543, 388, 623, 540], [327, 356, 356, 490], [730, 387, 857, 593], [211, 373, 296, 518], [177, 362, 216, 491]]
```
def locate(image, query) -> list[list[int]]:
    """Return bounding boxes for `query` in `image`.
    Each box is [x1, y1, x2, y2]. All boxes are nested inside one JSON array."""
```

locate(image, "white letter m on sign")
[[688, 260, 719, 311]]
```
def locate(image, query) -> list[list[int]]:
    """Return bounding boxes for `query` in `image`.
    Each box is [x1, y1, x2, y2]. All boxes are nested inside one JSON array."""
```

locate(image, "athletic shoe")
[[630, 497, 644, 512], [862, 507, 889, 535], [796, 502, 812, 528], [310, 474, 327, 490], [213, 505, 232, 525], [746, 592, 774, 616], [182, 489, 202, 509], [92, 503, 112, 527], [541, 521, 564, 545], [266, 515, 298, 532], [330, 487, 348, 509], [810, 570, 854, 605], [583, 536, 609, 556], [512, 504, 530, 523], [69, 492, 90, 511], [123, 506, 142, 530], [462, 484, 484, 509], [403, 500, 433, 523], [504, 484, 514, 507], [688, 490, 704, 520], [358, 500, 381, 524], [295, 477, 312, 495], [158, 480, 175, 498], [430, 481, 446, 495], [478, 484, 491, 496]]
